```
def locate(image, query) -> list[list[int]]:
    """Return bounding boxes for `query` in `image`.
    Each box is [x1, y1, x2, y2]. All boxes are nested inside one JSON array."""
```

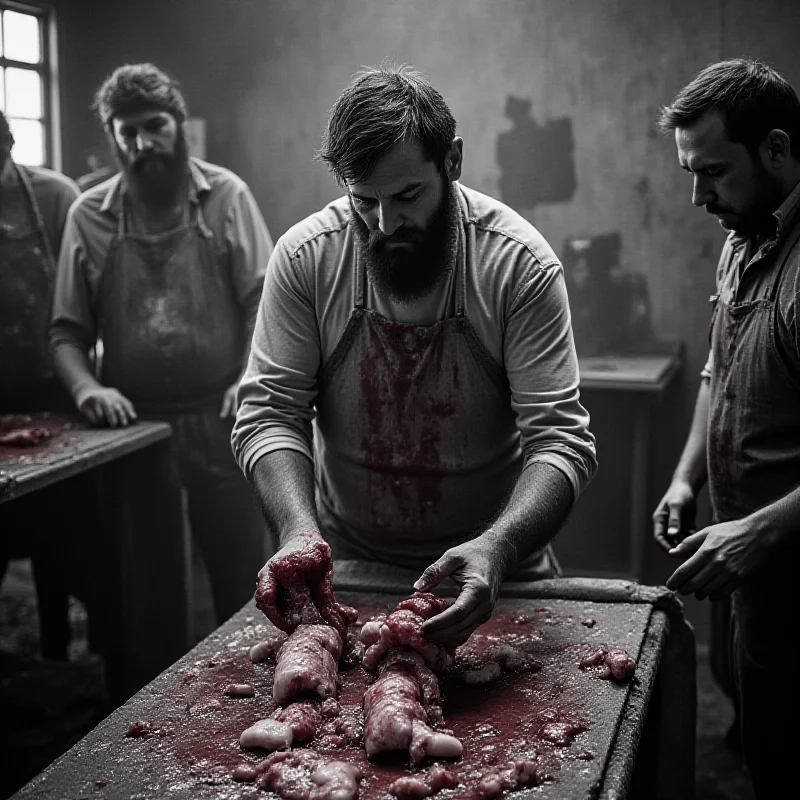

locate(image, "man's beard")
[[351, 178, 456, 303], [117, 131, 188, 209]]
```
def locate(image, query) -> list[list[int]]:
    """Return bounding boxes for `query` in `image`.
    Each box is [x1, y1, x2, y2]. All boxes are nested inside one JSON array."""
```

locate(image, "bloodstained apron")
[[0, 164, 65, 409], [97, 196, 242, 411], [315, 221, 557, 575], [706, 222, 800, 796]]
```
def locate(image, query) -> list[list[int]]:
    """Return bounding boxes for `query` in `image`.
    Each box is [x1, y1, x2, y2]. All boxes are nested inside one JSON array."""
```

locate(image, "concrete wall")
[[50, 0, 800, 633]]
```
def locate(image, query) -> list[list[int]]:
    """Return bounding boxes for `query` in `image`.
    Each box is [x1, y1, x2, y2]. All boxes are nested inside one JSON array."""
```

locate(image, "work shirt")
[[233, 183, 596, 510], [50, 157, 272, 358], [701, 178, 800, 382], [0, 160, 78, 253]]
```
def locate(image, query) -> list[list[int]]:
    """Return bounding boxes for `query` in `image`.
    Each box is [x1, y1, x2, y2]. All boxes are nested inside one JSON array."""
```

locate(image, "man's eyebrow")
[[681, 160, 727, 173], [350, 182, 424, 202]]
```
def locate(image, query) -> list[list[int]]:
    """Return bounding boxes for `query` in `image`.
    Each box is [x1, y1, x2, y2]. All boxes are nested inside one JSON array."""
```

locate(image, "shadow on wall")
[[496, 95, 576, 214]]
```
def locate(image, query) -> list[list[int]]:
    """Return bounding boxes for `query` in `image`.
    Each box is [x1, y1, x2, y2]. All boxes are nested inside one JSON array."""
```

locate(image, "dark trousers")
[[729, 561, 796, 797], [150, 410, 273, 624]]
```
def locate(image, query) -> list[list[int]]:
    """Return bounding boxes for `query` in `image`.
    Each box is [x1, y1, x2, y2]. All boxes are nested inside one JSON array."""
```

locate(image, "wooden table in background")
[[576, 355, 683, 580], [0, 416, 189, 704]]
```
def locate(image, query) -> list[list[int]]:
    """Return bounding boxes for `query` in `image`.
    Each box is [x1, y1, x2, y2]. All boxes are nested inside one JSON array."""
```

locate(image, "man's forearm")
[[480, 461, 573, 577], [251, 449, 322, 548], [673, 379, 710, 491], [52, 342, 102, 401]]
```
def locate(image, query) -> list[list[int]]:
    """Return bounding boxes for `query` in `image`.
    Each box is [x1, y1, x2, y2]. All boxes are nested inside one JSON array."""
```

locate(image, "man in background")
[[51, 64, 274, 624], [0, 109, 82, 658], [234, 64, 596, 645], [654, 58, 800, 797]]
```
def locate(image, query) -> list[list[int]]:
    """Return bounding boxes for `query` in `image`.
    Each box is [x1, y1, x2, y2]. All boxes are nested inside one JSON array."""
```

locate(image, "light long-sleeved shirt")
[[50, 157, 272, 358], [233, 183, 596, 502]]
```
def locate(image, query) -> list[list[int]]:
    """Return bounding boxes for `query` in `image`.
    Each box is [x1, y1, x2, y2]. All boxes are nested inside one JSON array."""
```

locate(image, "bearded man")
[[232, 63, 597, 645], [51, 63, 275, 624]]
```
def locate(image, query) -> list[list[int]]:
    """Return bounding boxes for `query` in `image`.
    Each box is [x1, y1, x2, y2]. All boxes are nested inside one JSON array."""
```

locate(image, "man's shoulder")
[[191, 157, 249, 196], [457, 184, 560, 268], [277, 195, 352, 258], [23, 165, 79, 201]]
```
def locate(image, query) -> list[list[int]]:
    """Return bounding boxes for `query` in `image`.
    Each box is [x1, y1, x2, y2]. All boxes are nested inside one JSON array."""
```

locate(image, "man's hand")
[[75, 386, 137, 428], [653, 479, 697, 554], [665, 517, 770, 600], [414, 536, 511, 647], [220, 381, 240, 419]]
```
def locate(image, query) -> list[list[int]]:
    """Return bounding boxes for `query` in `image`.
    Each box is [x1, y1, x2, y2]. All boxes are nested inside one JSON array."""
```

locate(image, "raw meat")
[[239, 699, 340, 752], [475, 759, 539, 799], [361, 592, 453, 672], [363, 651, 462, 763], [579, 646, 636, 680], [249, 627, 288, 663], [255, 537, 358, 640], [388, 765, 458, 798], [455, 629, 542, 684], [0, 426, 50, 447], [273, 624, 342, 704], [257, 750, 363, 800], [223, 683, 255, 698]]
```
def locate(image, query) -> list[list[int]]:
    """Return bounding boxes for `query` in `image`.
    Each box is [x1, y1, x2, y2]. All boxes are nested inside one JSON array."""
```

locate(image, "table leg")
[[94, 437, 189, 705]]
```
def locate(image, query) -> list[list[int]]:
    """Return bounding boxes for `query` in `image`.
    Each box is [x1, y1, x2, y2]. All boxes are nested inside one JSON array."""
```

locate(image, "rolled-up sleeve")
[[225, 184, 273, 341], [49, 203, 97, 354], [232, 239, 321, 480], [505, 261, 597, 501]]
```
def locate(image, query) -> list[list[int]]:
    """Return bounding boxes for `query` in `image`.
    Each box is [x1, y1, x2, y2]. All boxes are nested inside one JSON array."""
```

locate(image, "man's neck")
[[125, 173, 190, 234], [0, 157, 17, 187]]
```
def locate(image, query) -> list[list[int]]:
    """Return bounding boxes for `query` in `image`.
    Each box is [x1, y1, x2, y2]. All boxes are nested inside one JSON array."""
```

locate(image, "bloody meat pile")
[[172, 541, 640, 800], [360, 593, 462, 766], [241, 538, 363, 797], [0, 414, 51, 447]]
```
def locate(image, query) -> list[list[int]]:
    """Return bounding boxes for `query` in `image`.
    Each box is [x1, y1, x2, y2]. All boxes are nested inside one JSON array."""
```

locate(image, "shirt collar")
[[730, 176, 800, 250], [99, 156, 210, 216]]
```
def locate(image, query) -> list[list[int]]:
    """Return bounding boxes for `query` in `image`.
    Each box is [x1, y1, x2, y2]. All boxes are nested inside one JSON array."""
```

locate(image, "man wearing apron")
[[0, 109, 83, 658], [654, 59, 800, 797], [233, 65, 597, 645], [50, 64, 274, 625]]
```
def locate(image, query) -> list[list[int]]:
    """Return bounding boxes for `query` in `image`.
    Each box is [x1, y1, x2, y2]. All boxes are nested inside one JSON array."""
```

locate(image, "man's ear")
[[444, 137, 463, 182], [761, 128, 791, 171]]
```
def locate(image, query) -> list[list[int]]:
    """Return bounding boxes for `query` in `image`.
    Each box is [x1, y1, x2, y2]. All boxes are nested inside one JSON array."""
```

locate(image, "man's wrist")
[[479, 529, 519, 576]]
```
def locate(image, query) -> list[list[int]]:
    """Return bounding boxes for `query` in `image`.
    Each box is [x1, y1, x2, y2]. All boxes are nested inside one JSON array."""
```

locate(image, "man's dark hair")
[[317, 61, 457, 185], [0, 109, 14, 155], [93, 63, 188, 129], [658, 58, 800, 155]]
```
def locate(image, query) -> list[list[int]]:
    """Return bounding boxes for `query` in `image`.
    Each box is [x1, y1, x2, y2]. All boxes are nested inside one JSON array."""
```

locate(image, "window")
[[1, 2, 54, 167]]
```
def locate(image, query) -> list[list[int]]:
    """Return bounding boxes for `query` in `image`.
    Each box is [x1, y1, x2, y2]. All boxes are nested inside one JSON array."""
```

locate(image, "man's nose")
[[377, 202, 402, 237], [135, 133, 156, 153], [692, 174, 714, 207]]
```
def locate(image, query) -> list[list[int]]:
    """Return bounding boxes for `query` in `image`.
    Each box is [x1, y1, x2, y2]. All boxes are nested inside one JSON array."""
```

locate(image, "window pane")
[[5, 67, 42, 118], [0, 13, 4, 58], [3, 10, 41, 64], [0, 67, 4, 111], [8, 118, 44, 166]]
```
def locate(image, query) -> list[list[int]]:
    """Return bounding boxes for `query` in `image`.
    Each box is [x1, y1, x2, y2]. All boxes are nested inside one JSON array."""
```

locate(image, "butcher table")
[[1, 413, 189, 703], [8, 571, 695, 800]]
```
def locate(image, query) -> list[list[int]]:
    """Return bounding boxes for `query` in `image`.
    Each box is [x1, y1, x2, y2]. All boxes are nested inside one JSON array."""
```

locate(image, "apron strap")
[[767, 223, 800, 304], [355, 239, 366, 310], [15, 164, 56, 268]]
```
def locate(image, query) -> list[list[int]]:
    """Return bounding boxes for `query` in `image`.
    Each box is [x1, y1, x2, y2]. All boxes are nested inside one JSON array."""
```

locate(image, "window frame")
[[0, 0, 58, 169]]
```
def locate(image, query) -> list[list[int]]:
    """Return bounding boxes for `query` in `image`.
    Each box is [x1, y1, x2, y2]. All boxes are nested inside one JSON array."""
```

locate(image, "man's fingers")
[[668, 529, 706, 558], [423, 605, 491, 645], [695, 572, 730, 601], [421, 582, 487, 635], [666, 549, 709, 592], [414, 553, 459, 592], [122, 397, 138, 422]]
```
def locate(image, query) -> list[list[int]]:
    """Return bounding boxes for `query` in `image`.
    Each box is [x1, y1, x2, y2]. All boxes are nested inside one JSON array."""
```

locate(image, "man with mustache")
[[654, 59, 800, 797], [233, 64, 597, 645], [50, 64, 274, 624]]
